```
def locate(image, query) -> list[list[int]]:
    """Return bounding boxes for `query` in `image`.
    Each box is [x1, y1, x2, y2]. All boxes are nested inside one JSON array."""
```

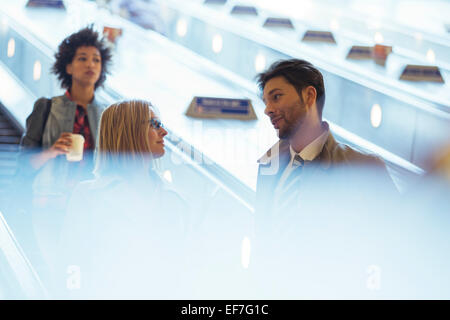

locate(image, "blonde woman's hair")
[[94, 99, 156, 176]]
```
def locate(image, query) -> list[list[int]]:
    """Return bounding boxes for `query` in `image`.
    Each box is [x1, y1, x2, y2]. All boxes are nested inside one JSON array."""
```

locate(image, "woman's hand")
[[47, 132, 73, 158], [30, 132, 73, 169]]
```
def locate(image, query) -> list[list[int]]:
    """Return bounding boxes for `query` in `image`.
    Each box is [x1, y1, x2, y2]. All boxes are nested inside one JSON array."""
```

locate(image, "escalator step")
[[0, 106, 22, 201], [0, 128, 20, 136], [0, 121, 13, 129], [0, 136, 21, 144]]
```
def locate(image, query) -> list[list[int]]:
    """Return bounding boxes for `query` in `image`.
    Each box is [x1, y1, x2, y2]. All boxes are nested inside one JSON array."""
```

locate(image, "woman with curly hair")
[[20, 25, 112, 198], [17, 26, 112, 273]]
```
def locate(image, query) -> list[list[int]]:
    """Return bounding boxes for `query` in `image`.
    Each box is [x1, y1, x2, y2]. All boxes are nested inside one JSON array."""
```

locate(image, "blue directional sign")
[[231, 5, 258, 15], [26, 0, 65, 9], [186, 97, 257, 120], [400, 65, 444, 83], [263, 17, 294, 29]]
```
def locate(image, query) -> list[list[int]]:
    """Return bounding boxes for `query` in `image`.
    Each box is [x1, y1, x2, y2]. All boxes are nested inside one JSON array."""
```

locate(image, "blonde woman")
[[59, 100, 185, 298], [93, 99, 167, 177]]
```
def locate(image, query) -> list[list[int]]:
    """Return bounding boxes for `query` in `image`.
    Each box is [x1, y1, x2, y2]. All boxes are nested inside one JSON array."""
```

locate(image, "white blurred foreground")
[[2, 163, 450, 299]]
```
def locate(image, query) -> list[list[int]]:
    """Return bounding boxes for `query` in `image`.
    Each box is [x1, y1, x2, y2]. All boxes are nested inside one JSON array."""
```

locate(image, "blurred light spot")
[[330, 18, 339, 31], [370, 104, 382, 128], [7, 38, 15, 58], [212, 34, 223, 53], [414, 32, 423, 42], [254, 53, 266, 72], [163, 170, 172, 183], [33, 60, 41, 81], [374, 32, 384, 44], [241, 236, 251, 269], [426, 49, 436, 63], [176, 18, 187, 37]]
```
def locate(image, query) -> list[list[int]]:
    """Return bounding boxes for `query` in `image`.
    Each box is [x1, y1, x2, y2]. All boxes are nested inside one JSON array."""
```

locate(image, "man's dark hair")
[[257, 59, 326, 119], [52, 26, 112, 90]]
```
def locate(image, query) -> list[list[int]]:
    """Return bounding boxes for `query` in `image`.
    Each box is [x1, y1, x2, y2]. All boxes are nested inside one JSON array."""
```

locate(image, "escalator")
[[0, 102, 22, 205], [0, 209, 48, 299], [1, 0, 446, 299]]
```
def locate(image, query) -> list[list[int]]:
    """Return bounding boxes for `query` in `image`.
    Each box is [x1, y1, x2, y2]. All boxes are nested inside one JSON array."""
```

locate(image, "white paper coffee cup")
[[66, 133, 85, 162]]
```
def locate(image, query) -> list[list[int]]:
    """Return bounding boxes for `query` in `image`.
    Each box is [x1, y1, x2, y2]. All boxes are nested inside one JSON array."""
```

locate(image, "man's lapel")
[[301, 133, 337, 182]]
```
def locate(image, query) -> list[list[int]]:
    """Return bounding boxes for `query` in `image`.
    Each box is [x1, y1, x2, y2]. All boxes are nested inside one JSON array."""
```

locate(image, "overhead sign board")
[[186, 97, 257, 120], [204, 0, 227, 4], [231, 5, 258, 16], [346, 46, 373, 60], [263, 17, 294, 29], [372, 44, 392, 66], [347, 44, 393, 66], [302, 30, 336, 44], [400, 65, 444, 83], [26, 0, 65, 9]]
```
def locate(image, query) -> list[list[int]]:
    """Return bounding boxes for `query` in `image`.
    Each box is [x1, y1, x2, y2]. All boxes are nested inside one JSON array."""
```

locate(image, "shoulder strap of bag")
[[19, 97, 52, 149], [42, 98, 52, 137]]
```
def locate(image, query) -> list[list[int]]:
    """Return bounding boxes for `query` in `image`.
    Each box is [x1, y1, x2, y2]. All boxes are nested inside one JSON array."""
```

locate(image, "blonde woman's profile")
[[59, 99, 186, 299]]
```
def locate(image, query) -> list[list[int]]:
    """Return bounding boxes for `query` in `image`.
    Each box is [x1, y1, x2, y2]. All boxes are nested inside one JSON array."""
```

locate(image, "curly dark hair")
[[52, 25, 112, 90]]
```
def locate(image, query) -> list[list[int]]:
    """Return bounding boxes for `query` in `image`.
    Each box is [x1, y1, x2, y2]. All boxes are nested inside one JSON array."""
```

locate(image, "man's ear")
[[66, 63, 73, 75], [303, 86, 317, 109]]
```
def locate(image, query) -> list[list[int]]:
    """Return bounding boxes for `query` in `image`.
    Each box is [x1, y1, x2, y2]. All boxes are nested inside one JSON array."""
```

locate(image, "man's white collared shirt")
[[275, 128, 329, 193]]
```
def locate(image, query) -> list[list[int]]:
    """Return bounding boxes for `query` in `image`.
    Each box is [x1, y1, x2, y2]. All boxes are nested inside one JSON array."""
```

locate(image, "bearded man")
[[255, 59, 394, 219]]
